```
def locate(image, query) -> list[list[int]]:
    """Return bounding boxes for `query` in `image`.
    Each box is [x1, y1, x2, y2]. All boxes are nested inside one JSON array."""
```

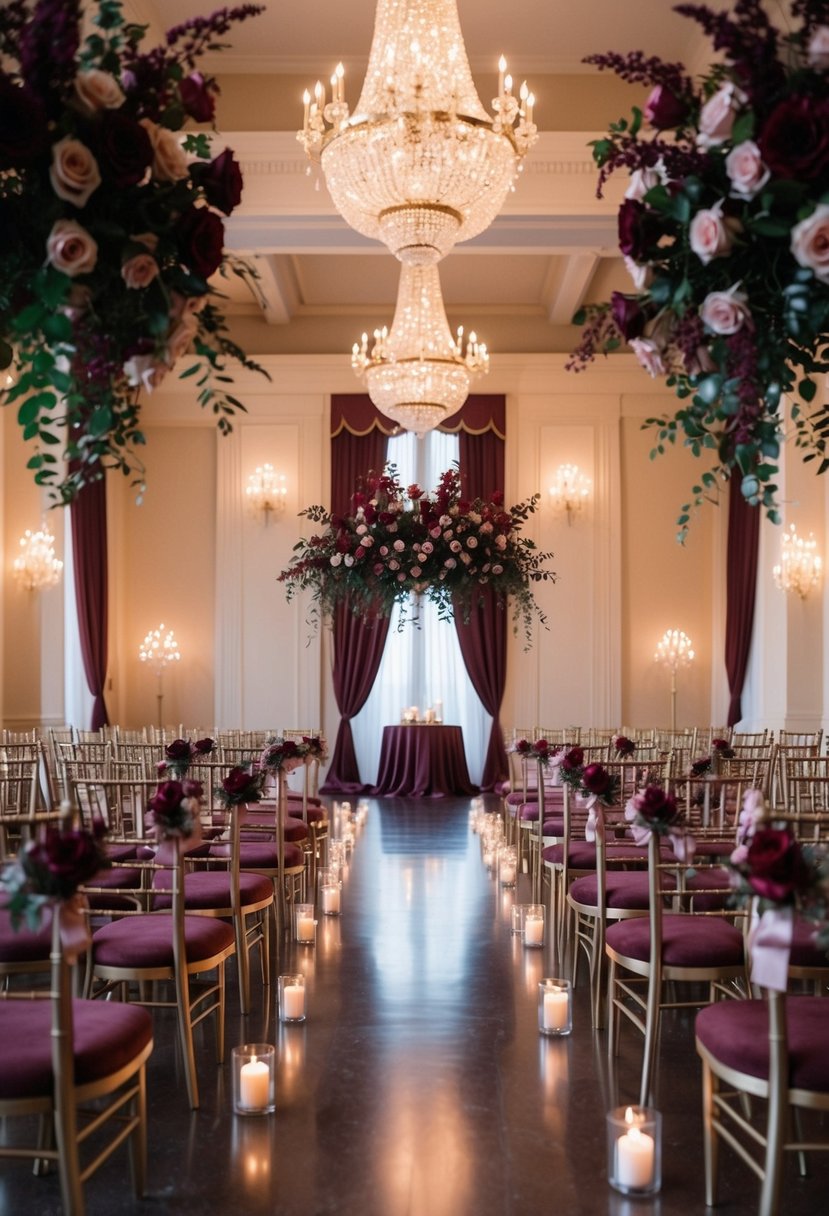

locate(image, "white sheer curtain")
[[352, 430, 492, 785]]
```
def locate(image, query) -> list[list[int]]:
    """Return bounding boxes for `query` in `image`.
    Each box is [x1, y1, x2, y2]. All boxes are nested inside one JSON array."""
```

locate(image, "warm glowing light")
[[548, 464, 592, 525], [138, 624, 181, 673], [13, 523, 63, 591], [772, 524, 822, 599], [654, 629, 695, 672], [245, 464, 287, 522]]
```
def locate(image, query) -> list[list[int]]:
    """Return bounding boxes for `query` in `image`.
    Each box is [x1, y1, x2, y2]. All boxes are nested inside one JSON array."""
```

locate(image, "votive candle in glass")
[[607, 1105, 662, 1196], [523, 904, 545, 948], [538, 978, 572, 1036], [294, 902, 316, 945], [278, 974, 306, 1023], [232, 1043, 275, 1115]]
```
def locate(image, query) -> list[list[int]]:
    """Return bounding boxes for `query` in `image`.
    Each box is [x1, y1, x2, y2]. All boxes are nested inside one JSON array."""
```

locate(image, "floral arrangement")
[[579, 762, 620, 806], [689, 737, 736, 776], [550, 745, 585, 791], [613, 734, 636, 757], [0, 0, 266, 502], [624, 784, 694, 860], [0, 820, 109, 931], [216, 765, 264, 807], [260, 737, 308, 774], [148, 777, 203, 838], [512, 737, 558, 765], [302, 734, 328, 762], [279, 466, 556, 644], [158, 735, 214, 778], [570, 1, 829, 538]]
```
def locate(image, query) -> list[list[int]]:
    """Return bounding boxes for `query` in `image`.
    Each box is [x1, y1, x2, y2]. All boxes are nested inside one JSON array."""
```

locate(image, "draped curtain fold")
[[321, 399, 390, 793], [69, 471, 109, 730], [454, 414, 509, 790], [724, 482, 761, 727]]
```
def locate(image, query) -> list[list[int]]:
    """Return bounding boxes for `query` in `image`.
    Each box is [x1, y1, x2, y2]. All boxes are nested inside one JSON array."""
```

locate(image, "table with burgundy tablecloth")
[[372, 725, 478, 797]]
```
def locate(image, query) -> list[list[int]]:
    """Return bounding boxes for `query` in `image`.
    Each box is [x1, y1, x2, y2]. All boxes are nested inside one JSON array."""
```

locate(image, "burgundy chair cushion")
[[284, 817, 310, 843], [569, 871, 654, 911], [93, 915, 235, 968], [542, 842, 648, 868], [542, 817, 564, 836], [104, 843, 138, 863], [692, 840, 734, 858], [152, 870, 273, 910], [286, 793, 322, 807], [506, 790, 535, 807], [696, 997, 829, 1091], [493, 779, 511, 796], [304, 807, 327, 825], [87, 866, 143, 890], [236, 841, 304, 870], [790, 918, 829, 969], [0, 906, 52, 963], [519, 803, 539, 822], [0, 998, 152, 1100], [606, 915, 745, 968], [685, 868, 731, 912]]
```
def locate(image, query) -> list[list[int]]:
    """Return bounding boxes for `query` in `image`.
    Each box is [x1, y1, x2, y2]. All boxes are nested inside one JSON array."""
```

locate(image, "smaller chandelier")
[[13, 523, 63, 591], [245, 464, 287, 523], [138, 624, 181, 674], [655, 629, 695, 673], [549, 464, 592, 525], [772, 524, 822, 599], [352, 262, 488, 438]]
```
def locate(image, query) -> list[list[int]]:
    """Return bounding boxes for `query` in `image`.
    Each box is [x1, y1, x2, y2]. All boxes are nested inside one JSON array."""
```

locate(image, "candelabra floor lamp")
[[138, 624, 181, 729], [655, 629, 695, 734]]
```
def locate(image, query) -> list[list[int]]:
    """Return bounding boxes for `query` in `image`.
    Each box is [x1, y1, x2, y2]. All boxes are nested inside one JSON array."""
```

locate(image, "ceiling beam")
[[245, 255, 300, 325], [542, 254, 600, 325]]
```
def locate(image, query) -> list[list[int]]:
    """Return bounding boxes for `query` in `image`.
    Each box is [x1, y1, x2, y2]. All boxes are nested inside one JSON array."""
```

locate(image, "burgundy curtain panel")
[[69, 470, 109, 729], [454, 402, 509, 790], [724, 481, 761, 727], [321, 397, 390, 793]]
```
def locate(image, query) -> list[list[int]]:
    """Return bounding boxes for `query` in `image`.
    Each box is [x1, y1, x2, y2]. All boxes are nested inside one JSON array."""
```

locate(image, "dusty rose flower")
[[624, 166, 661, 201], [643, 84, 687, 130], [140, 118, 189, 182], [393, 539, 405, 552], [163, 315, 198, 366], [49, 137, 101, 207], [388, 559, 399, 571], [689, 201, 735, 264], [700, 284, 751, 334], [492, 563, 503, 574], [123, 353, 167, 393], [444, 558, 457, 569], [791, 204, 829, 282], [467, 536, 478, 548], [74, 68, 125, 113], [629, 337, 666, 377], [808, 26, 829, 69], [725, 140, 770, 200], [361, 535, 374, 548], [696, 82, 745, 149], [46, 218, 98, 276], [450, 539, 462, 553], [121, 252, 158, 289], [624, 255, 652, 291], [410, 565, 422, 577], [329, 553, 343, 567]]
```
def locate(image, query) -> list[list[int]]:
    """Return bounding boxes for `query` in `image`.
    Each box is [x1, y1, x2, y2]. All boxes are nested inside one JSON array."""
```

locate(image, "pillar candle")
[[543, 990, 568, 1030], [524, 915, 544, 946], [322, 886, 341, 915], [297, 916, 315, 943], [239, 1057, 269, 1109], [283, 985, 305, 1020], [616, 1127, 655, 1190]]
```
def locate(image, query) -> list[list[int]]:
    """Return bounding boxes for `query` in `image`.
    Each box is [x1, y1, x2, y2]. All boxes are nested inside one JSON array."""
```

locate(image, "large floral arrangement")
[[0, 0, 265, 502], [279, 466, 556, 643], [570, 1, 829, 538]]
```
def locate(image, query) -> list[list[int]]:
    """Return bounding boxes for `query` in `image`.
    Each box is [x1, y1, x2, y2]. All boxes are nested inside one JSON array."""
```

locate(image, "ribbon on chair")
[[154, 812, 204, 865], [748, 902, 794, 991], [736, 789, 766, 848], [584, 795, 599, 842], [58, 893, 92, 964]]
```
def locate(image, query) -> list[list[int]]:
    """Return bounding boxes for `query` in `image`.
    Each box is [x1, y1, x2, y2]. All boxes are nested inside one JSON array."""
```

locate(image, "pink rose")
[[163, 315, 199, 367], [393, 539, 405, 552], [140, 118, 189, 182], [467, 536, 478, 548], [700, 284, 751, 335], [450, 540, 462, 553], [725, 140, 770, 200], [629, 337, 666, 378], [410, 566, 422, 577], [624, 166, 661, 202], [689, 201, 735, 264], [73, 69, 125, 114], [121, 252, 159, 289], [124, 354, 167, 393], [790, 204, 829, 282], [808, 26, 829, 69], [49, 137, 101, 207], [696, 83, 746, 150], [444, 558, 457, 569], [46, 219, 98, 276]]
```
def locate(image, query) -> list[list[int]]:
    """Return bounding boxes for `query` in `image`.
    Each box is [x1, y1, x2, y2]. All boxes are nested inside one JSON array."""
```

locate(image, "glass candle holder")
[[278, 974, 306, 1023], [523, 903, 545, 948], [538, 978, 572, 1036], [511, 904, 527, 936], [499, 845, 518, 888], [294, 902, 317, 945], [232, 1043, 275, 1115], [607, 1105, 662, 1196], [321, 880, 342, 916]]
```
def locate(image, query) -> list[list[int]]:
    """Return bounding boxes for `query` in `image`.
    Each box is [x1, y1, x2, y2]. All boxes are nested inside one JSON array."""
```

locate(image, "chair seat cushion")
[[283, 817, 310, 843], [569, 871, 656, 910], [304, 807, 327, 825], [606, 915, 745, 968], [692, 839, 734, 858], [685, 868, 731, 912], [104, 843, 138, 863], [88, 866, 143, 890], [93, 914, 235, 968], [152, 870, 273, 910], [0, 998, 152, 1100], [790, 918, 829, 969], [542, 842, 648, 869], [542, 818, 564, 837], [237, 841, 304, 870], [0, 906, 52, 963], [696, 997, 829, 1091]]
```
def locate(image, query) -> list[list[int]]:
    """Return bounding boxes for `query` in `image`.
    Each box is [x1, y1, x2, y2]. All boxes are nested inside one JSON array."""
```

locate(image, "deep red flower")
[[199, 148, 243, 216], [759, 94, 829, 185], [746, 828, 810, 903], [180, 72, 215, 123], [175, 206, 225, 280], [582, 763, 611, 795], [643, 84, 688, 130]]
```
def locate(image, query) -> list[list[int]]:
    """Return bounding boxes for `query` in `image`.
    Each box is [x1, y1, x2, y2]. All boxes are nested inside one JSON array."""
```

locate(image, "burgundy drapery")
[[724, 482, 761, 726], [454, 403, 509, 789], [69, 471, 109, 729], [321, 398, 390, 793]]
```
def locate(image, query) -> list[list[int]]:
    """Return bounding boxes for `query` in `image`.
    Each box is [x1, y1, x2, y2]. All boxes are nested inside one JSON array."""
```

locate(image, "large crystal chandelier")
[[298, 0, 537, 265], [351, 263, 489, 437], [12, 523, 63, 592]]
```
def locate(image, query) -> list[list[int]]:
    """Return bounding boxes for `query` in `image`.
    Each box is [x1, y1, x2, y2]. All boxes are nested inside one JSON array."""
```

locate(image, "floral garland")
[[570, 1, 829, 539], [260, 737, 308, 774], [0, 821, 109, 931], [0, 0, 266, 502], [279, 466, 556, 644]]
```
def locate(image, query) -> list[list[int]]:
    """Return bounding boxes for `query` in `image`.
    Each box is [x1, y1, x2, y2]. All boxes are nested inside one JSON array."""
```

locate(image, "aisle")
[[2, 798, 827, 1216]]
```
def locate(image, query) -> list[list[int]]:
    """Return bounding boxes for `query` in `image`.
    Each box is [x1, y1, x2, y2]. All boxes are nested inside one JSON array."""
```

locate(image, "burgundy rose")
[[199, 148, 243, 216], [746, 828, 810, 903], [614, 735, 636, 757], [561, 746, 584, 772], [407, 484, 423, 500], [222, 766, 255, 797], [0, 76, 47, 169], [193, 737, 214, 755], [24, 827, 105, 896], [617, 199, 661, 263], [166, 738, 192, 761], [711, 738, 735, 757], [180, 72, 215, 123], [582, 763, 611, 795], [533, 739, 550, 757], [149, 780, 185, 818], [514, 739, 531, 754], [491, 490, 504, 506], [633, 786, 678, 826], [611, 292, 647, 341], [175, 206, 225, 279], [97, 111, 153, 187], [759, 95, 829, 184], [643, 84, 688, 130]]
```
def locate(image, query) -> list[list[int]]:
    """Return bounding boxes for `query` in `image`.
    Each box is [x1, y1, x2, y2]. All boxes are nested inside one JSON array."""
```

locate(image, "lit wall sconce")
[[139, 623, 181, 727], [245, 464, 287, 523], [772, 524, 822, 599], [13, 522, 63, 591], [654, 629, 695, 733], [548, 464, 591, 525]]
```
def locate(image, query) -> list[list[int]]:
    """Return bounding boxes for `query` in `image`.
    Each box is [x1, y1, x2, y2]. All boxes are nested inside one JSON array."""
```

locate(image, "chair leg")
[[639, 973, 660, 1108], [759, 1073, 786, 1216], [215, 963, 227, 1065], [128, 1064, 148, 1198], [702, 1060, 718, 1208], [175, 971, 200, 1110], [235, 911, 251, 1016]]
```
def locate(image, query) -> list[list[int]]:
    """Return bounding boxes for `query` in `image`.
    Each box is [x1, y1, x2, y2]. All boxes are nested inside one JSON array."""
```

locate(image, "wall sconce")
[[13, 523, 63, 591], [245, 464, 287, 523], [139, 623, 181, 727], [654, 629, 695, 734], [548, 464, 591, 525], [772, 524, 822, 599]]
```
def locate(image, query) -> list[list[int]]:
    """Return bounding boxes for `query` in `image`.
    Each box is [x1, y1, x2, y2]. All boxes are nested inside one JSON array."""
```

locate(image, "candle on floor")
[[232, 1043, 275, 1115], [607, 1105, 661, 1195], [524, 905, 545, 947], [240, 1057, 269, 1110], [538, 978, 572, 1036], [280, 976, 306, 1022], [322, 885, 341, 915], [297, 916, 315, 942]]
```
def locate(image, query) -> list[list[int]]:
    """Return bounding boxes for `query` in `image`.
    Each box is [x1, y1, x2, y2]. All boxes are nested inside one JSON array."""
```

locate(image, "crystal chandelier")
[[351, 262, 489, 437], [548, 464, 592, 525], [297, 0, 538, 265], [12, 523, 63, 591], [772, 524, 823, 599], [245, 464, 287, 523]]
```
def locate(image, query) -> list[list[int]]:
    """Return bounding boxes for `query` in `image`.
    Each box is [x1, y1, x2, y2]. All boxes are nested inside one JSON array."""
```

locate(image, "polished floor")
[[2, 797, 828, 1216]]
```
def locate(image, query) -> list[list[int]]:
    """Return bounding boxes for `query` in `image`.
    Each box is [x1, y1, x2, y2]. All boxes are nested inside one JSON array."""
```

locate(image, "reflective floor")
[[2, 797, 828, 1215]]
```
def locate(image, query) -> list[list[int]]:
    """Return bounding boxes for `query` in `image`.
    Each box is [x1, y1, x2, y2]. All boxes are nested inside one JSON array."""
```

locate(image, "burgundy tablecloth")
[[372, 725, 478, 798]]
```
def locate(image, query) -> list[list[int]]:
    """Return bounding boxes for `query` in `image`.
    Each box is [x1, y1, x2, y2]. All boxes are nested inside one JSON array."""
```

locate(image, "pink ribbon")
[[584, 795, 599, 842], [669, 830, 696, 862], [748, 904, 793, 992], [737, 789, 765, 845], [154, 810, 204, 865], [58, 894, 92, 964]]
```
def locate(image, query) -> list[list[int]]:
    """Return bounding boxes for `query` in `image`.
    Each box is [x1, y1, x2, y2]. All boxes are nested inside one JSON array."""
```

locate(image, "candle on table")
[[616, 1120, 655, 1190], [524, 915, 544, 946], [297, 916, 315, 943], [543, 990, 568, 1031], [283, 984, 305, 1020], [239, 1056, 269, 1110], [322, 886, 341, 915]]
